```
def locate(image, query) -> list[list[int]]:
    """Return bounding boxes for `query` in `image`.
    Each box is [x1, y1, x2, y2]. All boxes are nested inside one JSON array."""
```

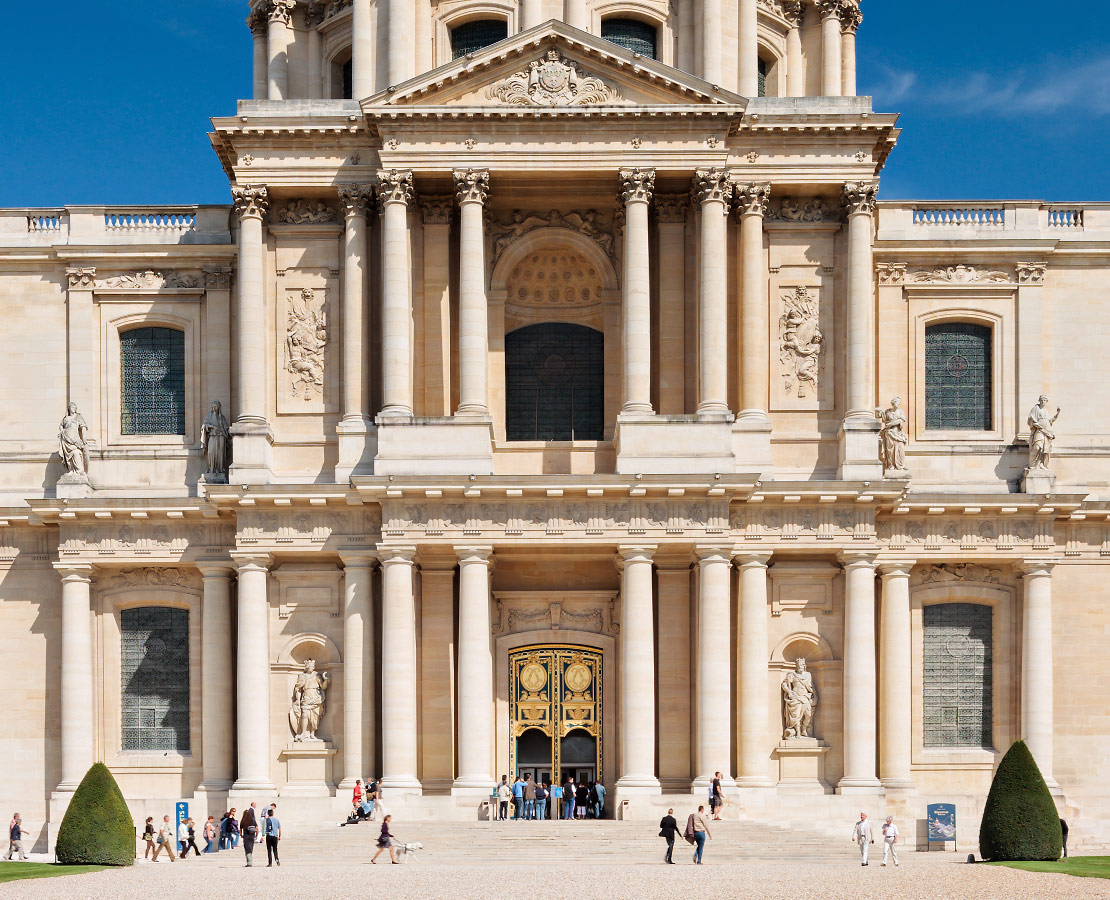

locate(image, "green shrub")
[[979, 740, 1062, 861], [55, 763, 135, 866]]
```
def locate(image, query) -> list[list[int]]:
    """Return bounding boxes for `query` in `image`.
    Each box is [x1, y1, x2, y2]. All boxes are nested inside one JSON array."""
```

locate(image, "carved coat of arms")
[[488, 50, 618, 107]]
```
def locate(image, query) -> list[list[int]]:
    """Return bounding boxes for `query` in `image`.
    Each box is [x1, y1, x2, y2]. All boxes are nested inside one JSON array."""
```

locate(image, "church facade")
[[3, 0, 1109, 850]]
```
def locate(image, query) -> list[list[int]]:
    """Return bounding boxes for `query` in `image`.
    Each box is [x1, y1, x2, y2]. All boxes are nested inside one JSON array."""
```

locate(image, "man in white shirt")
[[881, 816, 900, 866], [850, 812, 874, 865]]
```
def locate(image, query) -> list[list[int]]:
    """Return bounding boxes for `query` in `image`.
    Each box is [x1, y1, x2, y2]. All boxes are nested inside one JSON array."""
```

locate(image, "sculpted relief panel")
[[775, 286, 830, 410], [281, 287, 331, 412]]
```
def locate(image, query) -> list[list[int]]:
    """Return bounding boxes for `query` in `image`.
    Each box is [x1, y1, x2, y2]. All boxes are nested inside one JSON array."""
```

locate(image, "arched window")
[[342, 58, 353, 99], [758, 57, 768, 97], [121, 607, 190, 752], [450, 19, 509, 59], [506, 323, 604, 441], [923, 603, 993, 748], [600, 18, 658, 59], [924, 322, 992, 430], [120, 326, 185, 435], [330, 48, 353, 99]]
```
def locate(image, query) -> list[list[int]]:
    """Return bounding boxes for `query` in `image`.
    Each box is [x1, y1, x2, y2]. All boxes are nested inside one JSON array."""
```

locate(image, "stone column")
[[816, 0, 842, 97], [55, 563, 94, 792], [620, 168, 656, 416], [878, 561, 914, 789], [1020, 560, 1057, 787], [352, 0, 374, 98], [694, 545, 736, 790], [656, 556, 692, 786], [380, 547, 421, 792], [340, 553, 376, 790], [736, 551, 774, 787], [267, 0, 295, 100], [232, 554, 274, 791], [617, 547, 661, 791], [784, 1, 804, 97], [454, 169, 492, 417], [566, 0, 588, 30], [522, 0, 544, 30], [838, 551, 880, 792], [198, 562, 236, 792], [387, 0, 414, 85], [694, 169, 732, 417], [248, 9, 269, 100], [378, 170, 414, 417], [736, 183, 771, 421], [738, 0, 759, 96], [656, 196, 688, 415], [306, 4, 324, 99], [840, 2, 862, 96], [701, 0, 722, 85], [454, 547, 494, 791]]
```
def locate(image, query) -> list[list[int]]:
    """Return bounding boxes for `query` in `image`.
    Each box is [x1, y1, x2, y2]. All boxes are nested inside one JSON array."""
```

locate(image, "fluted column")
[[380, 547, 421, 792], [232, 554, 274, 791], [454, 547, 494, 791], [879, 561, 914, 789], [248, 9, 268, 100], [694, 169, 732, 417], [267, 0, 294, 100], [55, 563, 94, 792], [816, 0, 842, 96], [620, 168, 656, 416], [378, 170, 414, 417], [306, 4, 324, 99], [522, 0, 543, 30], [340, 553, 376, 789], [1020, 560, 1058, 787], [784, 2, 804, 97], [736, 551, 774, 787], [840, 2, 862, 96], [231, 186, 269, 425], [739, 0, 759, 96], [454, 169, 491, 417], [617, 546, 660, 790], [736, 183, 771, 421], [566, 0, 588, 30], [198, 563, 236, 792], [387, 0, 414, 85], [352, 0, 374, 98], [702, 0, 722, 84], [694, 545, 736, 790], [838, 551, 880, 792]]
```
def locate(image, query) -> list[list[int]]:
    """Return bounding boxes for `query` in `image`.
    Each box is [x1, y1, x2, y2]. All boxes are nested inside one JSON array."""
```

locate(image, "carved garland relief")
[[490, 209, 617, 265]]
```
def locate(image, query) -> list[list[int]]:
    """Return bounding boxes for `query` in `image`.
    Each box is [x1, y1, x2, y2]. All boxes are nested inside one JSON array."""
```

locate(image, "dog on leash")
[[394, 841, 423, 864]]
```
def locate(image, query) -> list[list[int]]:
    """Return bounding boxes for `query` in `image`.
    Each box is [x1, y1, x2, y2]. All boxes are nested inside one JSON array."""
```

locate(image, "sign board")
[[927, 803, 956, 842], [175, 801, 189, 827]]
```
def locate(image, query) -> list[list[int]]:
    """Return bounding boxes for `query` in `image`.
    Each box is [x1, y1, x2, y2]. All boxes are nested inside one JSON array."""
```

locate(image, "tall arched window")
[[450, 19, 509, 59], [923, 603, 993, 748], [924, 322, 992, 430], [600, 18, 658, 59], [758, 57, 768, 97], [120, 326, 185, 435], [121, 607, 190, 752], [506, 323, 604, 441]]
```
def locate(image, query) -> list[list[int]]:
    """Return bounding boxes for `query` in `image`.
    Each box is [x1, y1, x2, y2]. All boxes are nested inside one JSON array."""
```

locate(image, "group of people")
[[6, 814, 29, 860], [850, 812, 901, 866], [139, 802, 282, 868], [343, 778, 383, 825], [494, 774, 606, 821], [658, 807, 713, 864]]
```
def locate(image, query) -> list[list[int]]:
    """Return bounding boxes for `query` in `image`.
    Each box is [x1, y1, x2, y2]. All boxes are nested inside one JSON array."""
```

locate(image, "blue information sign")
[[176, 801, 189, 826], [927, 803, 956, 842]]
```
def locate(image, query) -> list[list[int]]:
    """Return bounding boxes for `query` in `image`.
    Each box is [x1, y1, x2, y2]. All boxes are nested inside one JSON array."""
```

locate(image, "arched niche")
[[275, 631, 343, 673], [770, 631, 836, 669]]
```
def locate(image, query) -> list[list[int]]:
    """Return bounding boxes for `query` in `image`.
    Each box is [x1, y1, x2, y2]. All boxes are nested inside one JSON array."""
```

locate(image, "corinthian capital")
[[842, 181, 879, 216], [693, 168, 733, 210], [232, 184, 270, 220], [377, 169, 414, 207], [782, 0, 803, 26], [337, 184, 376, 218], [814, 0, 841, 20], [839, 0, 863, 34], [619, 168, 656, 205], [734, 182, 771, 217], [246, 6, 270, 36], [268, 0, 296, 25], [453, 168, 491, 205]]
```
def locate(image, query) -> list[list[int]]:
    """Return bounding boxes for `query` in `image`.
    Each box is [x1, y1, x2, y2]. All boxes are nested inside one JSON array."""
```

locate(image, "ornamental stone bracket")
[[492, 591, 619, 636]]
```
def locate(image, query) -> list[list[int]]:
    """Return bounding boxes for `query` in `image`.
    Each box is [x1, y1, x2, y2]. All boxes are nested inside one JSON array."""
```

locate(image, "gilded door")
[[509, 645, 603, 785]]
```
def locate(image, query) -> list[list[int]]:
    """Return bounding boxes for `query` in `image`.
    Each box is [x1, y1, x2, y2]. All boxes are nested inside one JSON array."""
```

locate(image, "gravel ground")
[[1, 856, 1106, 900]]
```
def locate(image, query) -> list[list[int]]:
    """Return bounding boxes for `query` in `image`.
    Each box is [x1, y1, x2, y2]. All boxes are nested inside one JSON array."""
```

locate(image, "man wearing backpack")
[[265, 803, 282, 867]]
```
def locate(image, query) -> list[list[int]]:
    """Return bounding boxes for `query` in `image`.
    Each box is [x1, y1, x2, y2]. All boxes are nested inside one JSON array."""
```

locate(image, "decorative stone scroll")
[[908, 265, 1011, 284], [489, 209, 616, 263], [275, 199, 338, 224], [487, 49, 619, 107], [779, 286, 823, 399], [96, 270, 200, 290], [102, 567, 200, 590], [1016, 263, 1048, 285], [919, 564, 1003, 585]]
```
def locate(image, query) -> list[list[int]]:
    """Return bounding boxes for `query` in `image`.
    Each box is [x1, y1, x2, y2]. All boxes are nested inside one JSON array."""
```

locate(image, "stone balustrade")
[[877, 200, 1110, 241], [0, 205, 231, 246]]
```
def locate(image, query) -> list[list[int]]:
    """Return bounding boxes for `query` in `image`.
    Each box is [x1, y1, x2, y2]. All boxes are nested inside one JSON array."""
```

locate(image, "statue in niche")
[[200, 400, 230, 481], [58, 401, 90, 477], [1026, 395, 1061, 471], [289, 658, 330, 742], [781, 658, 818, 740], [875, 397, 909, 474]]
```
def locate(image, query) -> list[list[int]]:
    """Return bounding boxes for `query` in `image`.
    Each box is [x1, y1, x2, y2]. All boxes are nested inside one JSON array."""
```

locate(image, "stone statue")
[[1027, 395, 1061, 471], [781, 658, 818, 740], [289, 658, 330, 742], [875, 397, 909, 474], [200, 400, 230, 480], [58, 402, 90, 477]]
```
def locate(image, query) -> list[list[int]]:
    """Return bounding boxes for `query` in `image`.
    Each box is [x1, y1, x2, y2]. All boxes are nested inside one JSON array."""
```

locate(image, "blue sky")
[[1, 0, 1107, 206]]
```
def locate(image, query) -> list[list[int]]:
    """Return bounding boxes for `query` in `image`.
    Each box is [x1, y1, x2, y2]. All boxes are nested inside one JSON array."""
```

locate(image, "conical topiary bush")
[[979, 740, 1062, 861], [55, 762, 136, 865]]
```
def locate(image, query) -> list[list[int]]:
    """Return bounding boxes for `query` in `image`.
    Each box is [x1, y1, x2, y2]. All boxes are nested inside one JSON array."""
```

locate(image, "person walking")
[[562, 777, 576, 820], [152, 815, 176, 861], [141, 816, 156, 860], [6, 814, 29, 861], [535, 782, 548, 821], [880, 816, 899, 866], [203, 815, 217, 853], [264, 804, 282, 867], [1061, 818, 1069, 858], [659, 809, 679, 864], [686, 805, 712, 864], [240, 804, 259, 867], [177, 815, 190, 859], [371, 815, 397, 864], [594, 780, 606, 819], [512, 774, 524, 820], [497, 776, 511, 821], [710, 772, 724, 820], [523, 774, 536, 820], [851, 811, 874, 866], [184, 818, 201, 857]]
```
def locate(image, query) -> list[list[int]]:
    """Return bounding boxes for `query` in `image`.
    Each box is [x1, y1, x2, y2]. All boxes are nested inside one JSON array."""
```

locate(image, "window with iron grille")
[[758, 57, 767, 97], [450, 19, 509, 59], [600, 18, 658, 59], [924, 323, 992, 430], [506, 323, 604, 441], [121, 327, 185, 435], [121, 607, 190, 752], [923, 603, 993, 748]]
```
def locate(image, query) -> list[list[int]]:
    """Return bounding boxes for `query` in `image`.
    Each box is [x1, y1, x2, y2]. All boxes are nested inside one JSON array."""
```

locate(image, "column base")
[[692, 774, 737, 792], [732, 412, 774, 479], [838, 416, 882, 481], [336, 417, 376, 482], [381, 775, 423, 796], [836, 777, 884, 795], [735, 776, 776, 789], [374, 415, 493, 476], [615, 775, 661, 790], [880, 778, 916, 790], [230, 778, 277, 793], [229, 420, 275, 485], [451, 778, 495, 797], [616, 414, 735, 475], [197, 779, 234, 793]]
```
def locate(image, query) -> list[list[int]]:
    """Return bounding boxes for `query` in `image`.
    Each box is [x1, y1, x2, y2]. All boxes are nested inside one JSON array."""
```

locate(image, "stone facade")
[[2, 0, 1110, 853]]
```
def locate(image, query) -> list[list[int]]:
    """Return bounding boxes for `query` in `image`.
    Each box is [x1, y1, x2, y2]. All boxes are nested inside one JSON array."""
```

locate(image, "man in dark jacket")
[[659, 808, 680, 864]]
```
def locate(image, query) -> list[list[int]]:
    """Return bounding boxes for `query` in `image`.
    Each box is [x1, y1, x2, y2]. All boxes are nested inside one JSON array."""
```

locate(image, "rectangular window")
[[924, 323, 992, 430], [121, 607, 190, 752], [121, 327, 186, 435], [923, 603, 993, 748]]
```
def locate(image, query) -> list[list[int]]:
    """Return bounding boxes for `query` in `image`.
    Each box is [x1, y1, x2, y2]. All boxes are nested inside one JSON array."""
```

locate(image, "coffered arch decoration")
[[275, 631, 343, 671], [770, 631, 836, 666]]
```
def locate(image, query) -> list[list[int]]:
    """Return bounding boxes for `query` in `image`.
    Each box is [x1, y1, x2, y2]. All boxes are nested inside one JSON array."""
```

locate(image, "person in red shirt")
[[352, 779, 363, 809]]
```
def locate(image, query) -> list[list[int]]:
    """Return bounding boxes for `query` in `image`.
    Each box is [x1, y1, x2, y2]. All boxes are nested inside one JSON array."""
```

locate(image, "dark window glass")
[[342, 57, 353, 99], [450, 19, 509, 59], [121, 607, 190, 752], [758, 57, 767, 97], [923, 603, 993, 748], [600, 18, 658, 59], [121, 327, 185, 435], [506, 323, 604, 442], [925, 323, 992, 430]]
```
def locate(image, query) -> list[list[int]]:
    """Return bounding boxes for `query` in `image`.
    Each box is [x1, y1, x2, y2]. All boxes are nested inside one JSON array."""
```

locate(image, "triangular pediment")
[[361, 20, 747, 114]]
